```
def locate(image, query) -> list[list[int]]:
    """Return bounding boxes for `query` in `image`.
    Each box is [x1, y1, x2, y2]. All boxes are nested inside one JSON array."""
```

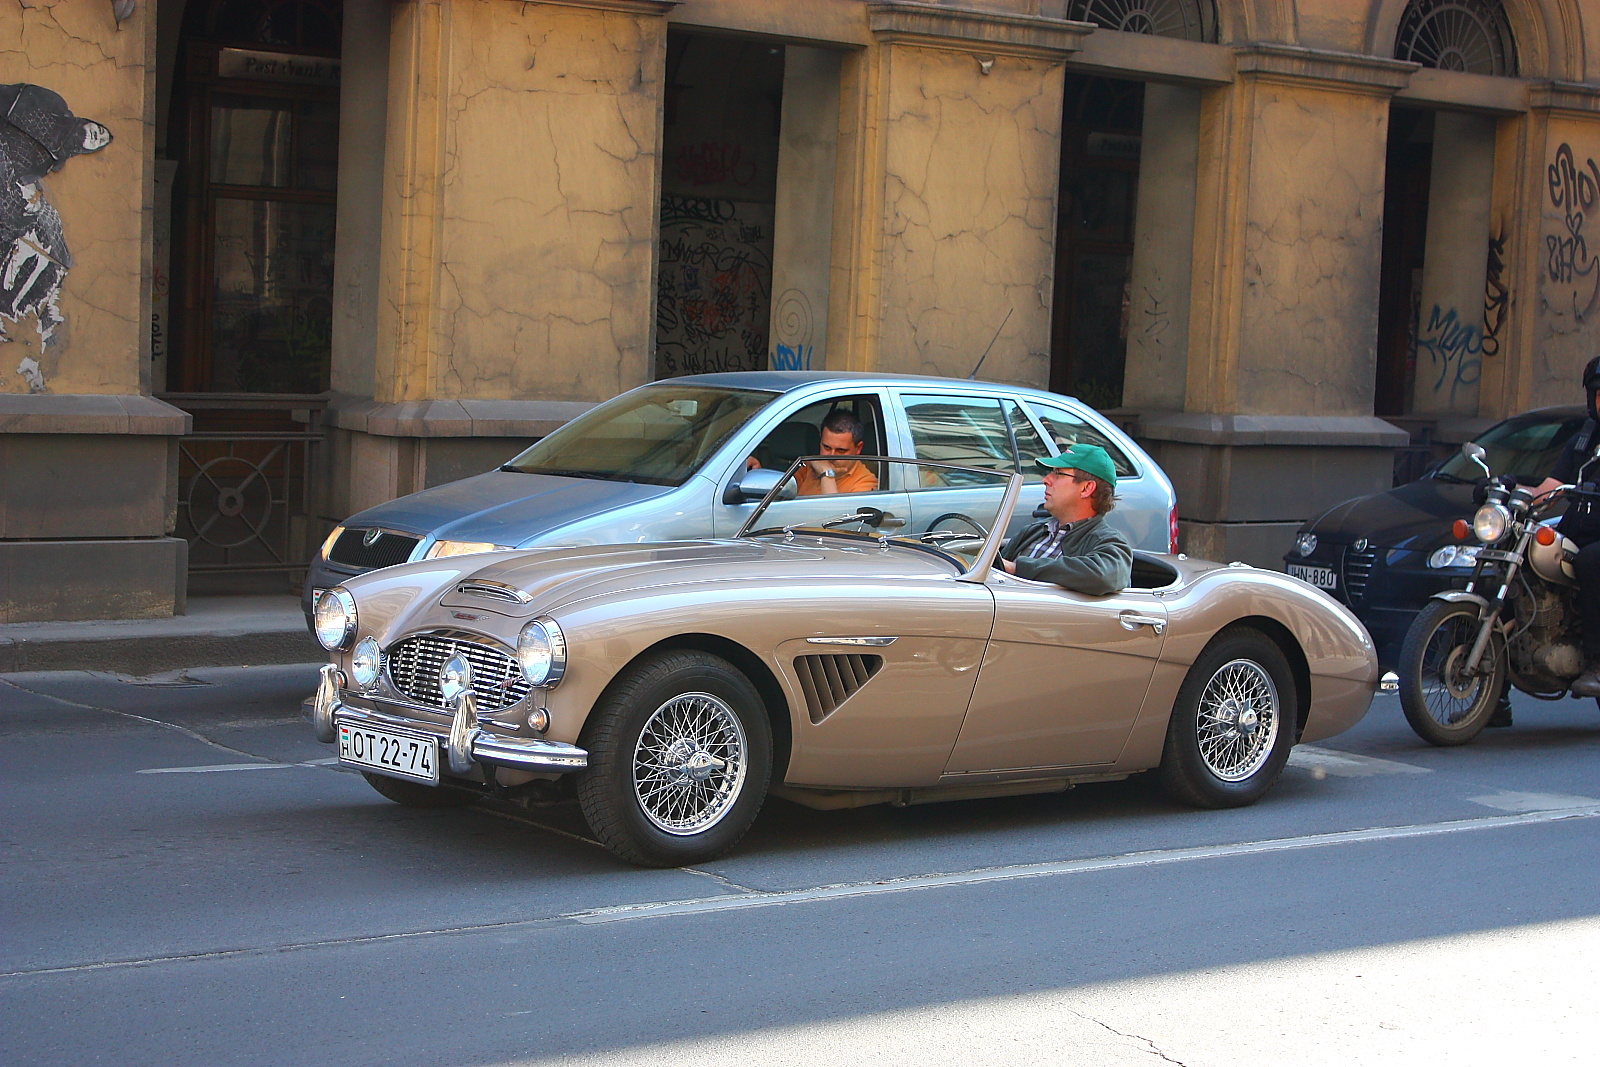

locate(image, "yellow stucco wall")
[[1, 1, 151, 396], [1531, 116, 1600, 408]]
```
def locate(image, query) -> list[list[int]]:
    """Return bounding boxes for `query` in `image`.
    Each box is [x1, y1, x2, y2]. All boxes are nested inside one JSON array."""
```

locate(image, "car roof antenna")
[[967, 308, 1013, 380]]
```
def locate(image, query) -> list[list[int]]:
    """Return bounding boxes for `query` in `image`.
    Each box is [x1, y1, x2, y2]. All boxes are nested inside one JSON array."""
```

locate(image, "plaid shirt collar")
[[1026, 518, 1077, 559]]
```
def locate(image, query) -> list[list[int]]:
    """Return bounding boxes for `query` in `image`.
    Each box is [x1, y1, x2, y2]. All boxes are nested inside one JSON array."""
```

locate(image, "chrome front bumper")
[[309, 664, 587, 775]]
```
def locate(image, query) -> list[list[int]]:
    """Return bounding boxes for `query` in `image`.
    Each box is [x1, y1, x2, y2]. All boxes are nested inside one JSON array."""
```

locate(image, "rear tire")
[[361, 771, 474, 808], [577, 650, 772, 867], [1398, 600, 1505, 747], [1159, 627, 1297, 808]]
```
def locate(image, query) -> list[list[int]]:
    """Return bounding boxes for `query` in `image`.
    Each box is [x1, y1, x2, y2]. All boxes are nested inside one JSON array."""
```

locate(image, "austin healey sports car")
[[308, 458, 1380, 866]]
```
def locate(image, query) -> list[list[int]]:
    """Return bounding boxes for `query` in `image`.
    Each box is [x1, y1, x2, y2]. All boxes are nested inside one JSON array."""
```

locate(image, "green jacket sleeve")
[[1009, 518, 1133, 595]]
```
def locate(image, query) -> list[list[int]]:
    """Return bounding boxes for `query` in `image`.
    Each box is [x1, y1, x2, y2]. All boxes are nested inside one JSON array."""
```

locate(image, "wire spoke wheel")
[[1194, 659, 1280, 782], [1398, 600, 1504, 746], [632, 691, 748, 835]]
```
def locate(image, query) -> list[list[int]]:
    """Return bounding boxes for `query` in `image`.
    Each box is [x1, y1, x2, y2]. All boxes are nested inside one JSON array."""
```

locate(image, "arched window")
[[1395, 0, 1518, 77], [1066, 0, 1217, 43]]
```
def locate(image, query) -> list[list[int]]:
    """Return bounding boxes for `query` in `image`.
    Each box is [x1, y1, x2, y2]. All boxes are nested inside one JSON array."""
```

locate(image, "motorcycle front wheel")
[[1398, 600, 1506, 747]]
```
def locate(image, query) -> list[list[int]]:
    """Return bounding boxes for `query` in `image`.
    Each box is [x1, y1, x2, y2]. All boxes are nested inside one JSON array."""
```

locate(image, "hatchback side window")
[[747, 394, 886, 494], [1007, 401, 1051, 483], [902, 395, 1016, 484], [1025, 401, 1138, 479]]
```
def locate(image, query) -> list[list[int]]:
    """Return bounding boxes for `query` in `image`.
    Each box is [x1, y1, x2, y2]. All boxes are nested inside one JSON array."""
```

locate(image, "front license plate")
[[1287, 564, 1337, 590], [338, 721, 439, 784]]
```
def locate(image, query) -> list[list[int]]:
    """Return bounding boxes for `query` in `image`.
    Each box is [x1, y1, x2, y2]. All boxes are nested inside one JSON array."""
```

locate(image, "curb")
[[0, 631, 323, 676]]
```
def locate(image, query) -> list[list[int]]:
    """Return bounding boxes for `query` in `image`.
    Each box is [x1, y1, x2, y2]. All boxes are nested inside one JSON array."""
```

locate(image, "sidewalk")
[[0, 596, 321, 675]]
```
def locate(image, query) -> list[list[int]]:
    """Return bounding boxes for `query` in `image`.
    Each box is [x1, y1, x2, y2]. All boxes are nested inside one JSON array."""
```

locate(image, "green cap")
[[1035, 443, 1117, 487]]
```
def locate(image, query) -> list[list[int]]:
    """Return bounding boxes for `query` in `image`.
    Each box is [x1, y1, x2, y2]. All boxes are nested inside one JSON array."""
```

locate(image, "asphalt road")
[[2, 663, 1597, 1066]]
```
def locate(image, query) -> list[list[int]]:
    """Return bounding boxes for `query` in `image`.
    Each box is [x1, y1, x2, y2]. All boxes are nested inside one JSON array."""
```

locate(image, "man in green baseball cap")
[[999, 442, 1132, 594]]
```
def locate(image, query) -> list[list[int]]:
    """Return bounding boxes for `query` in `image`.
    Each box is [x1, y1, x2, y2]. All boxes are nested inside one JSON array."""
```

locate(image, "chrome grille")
[[385, 632, 533, 711], [794, 654, 883, 724], [1342, 544, 1377, 605]]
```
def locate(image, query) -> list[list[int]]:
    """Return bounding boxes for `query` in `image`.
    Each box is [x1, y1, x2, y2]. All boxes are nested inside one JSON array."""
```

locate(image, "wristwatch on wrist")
[[821, 468, 836, 478]]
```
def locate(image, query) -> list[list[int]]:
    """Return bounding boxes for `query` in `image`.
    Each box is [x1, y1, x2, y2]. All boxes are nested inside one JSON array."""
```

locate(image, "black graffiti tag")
[[1546, 143, 1600, 319]]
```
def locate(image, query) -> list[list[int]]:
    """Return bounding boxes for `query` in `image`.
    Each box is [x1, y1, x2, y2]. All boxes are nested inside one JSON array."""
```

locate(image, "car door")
[[894, 392, 1048, 540], [944, 572, 1168, 772]]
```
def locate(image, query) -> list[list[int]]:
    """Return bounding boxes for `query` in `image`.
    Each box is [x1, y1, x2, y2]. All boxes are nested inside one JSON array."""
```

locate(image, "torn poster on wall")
[[1, 83, 112, 390]]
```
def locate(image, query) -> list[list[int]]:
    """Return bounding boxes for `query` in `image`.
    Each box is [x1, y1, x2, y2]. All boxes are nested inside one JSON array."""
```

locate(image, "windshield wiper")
[[1430, 470, 1471, 484]]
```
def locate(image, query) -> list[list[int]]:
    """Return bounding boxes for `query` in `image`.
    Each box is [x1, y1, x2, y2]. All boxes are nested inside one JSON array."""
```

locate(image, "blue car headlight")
[[1427, 544, 1482, 569], [1293, 532, 1318, 557]]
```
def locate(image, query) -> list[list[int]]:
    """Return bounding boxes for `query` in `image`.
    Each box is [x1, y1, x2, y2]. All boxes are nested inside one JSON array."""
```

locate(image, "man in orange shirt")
[[794, 411, 879, 496]]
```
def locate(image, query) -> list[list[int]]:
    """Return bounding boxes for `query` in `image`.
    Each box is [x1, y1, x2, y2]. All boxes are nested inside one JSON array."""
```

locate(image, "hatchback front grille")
[[385, 632, 534, 711], [794, 654, 883, 724], [1343, 544, 1377, 605], [329, 528, 419, 570]]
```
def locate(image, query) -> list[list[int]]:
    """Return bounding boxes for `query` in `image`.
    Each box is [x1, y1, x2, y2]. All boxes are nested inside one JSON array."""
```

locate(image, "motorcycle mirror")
[[1462, 441, 1490, 477]]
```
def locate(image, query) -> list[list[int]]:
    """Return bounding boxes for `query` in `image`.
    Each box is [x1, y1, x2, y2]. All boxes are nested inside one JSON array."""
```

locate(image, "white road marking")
[[137, 762, 295, 774], [1288, 745, 1430, 778], [1466, 790, 1600, 813], [569, 804, 1600, 925]]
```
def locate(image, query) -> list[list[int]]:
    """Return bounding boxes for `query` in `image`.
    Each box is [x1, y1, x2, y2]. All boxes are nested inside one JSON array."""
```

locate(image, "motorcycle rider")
[[1534, 355, 1600, 697]]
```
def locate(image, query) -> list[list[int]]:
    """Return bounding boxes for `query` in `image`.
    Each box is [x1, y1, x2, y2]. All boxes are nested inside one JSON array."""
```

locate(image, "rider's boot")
[[1488, 684, 1514, 728]]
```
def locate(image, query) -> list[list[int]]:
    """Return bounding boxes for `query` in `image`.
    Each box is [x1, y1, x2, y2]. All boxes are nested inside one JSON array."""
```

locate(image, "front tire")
[[1159, 627, 1297, 808], [361, 771, 474, 808], [577, 650, 772, 867], [1398, 599, 1505, 746]]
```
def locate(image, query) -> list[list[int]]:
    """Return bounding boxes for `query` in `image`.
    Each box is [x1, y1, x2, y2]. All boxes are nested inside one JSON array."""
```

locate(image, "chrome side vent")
[[455, 580, 532, 605], [794, 654, 884, 724]]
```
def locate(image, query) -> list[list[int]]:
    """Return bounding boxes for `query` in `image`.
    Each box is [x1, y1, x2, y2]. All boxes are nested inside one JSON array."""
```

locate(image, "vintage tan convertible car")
[[308, 458, 1380, 866]]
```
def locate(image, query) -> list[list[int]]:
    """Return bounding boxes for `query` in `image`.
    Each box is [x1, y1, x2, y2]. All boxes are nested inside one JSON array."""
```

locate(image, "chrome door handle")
[[1119, 612, 1166, 634]]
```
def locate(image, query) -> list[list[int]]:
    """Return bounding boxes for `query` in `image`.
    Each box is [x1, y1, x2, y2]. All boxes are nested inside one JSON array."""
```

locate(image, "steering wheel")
[[925, 512, 989, 540]]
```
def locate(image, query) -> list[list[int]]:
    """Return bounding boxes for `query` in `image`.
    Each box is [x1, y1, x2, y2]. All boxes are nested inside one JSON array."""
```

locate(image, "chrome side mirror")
[[1462, 441, 1491, 478], [723, 466, 796, 504]]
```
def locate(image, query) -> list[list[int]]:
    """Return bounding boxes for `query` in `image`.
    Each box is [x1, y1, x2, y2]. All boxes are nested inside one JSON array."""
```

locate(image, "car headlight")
[[426, 540, 514, 559], [517, 617, 567, 687], [313, 588, 358, 651], [1427, 544, 1483, 569], [1471, 504, 1511, 545], [351, 636, 381, 689], [320, 525, 345, 560], [1293, 532, 1317, 558]]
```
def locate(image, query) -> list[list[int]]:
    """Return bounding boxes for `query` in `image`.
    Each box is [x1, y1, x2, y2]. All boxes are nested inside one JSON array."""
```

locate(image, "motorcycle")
[[1397, 442, 1600, 745]]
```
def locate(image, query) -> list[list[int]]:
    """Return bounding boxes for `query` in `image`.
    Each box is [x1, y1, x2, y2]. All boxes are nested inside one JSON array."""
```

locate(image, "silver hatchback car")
[[304, 371, 1178, 616]]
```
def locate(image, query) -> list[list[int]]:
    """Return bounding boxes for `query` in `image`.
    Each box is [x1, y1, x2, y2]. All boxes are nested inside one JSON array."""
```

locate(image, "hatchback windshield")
[[1433, 410, 1587, 483], [501, 385, 776, 486], [741, 457, 1019, 574]]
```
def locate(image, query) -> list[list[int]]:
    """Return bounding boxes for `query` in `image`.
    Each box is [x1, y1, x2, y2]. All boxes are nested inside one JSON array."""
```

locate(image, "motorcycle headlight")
[[1427, 544, 1483, 569], [426, 540, 513, 560], [314, 588, 358, 651], [1471, 504, 1511, 545], [1294, 532, 1318, 558], [351, 636, 381, 689], [517, 617, 567, 687]]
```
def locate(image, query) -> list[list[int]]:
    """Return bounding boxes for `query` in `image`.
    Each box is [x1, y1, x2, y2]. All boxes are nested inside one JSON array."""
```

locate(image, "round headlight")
[[313, 588, 358, 650], [517, 617, 567, 687], [351, 636, 381, 689], [1294, 532, 1318, 558], [1427, 544, 1483, 569], [1472, 504, 1511, 545]]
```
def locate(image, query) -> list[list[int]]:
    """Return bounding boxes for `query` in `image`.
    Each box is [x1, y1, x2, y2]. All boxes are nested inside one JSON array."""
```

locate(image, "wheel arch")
[[597, 632, 794, 782], [1226, 615, 1313, 739]]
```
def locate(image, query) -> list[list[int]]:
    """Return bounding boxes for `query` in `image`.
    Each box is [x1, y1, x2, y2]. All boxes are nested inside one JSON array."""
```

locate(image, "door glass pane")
[[295, 99, 339, 191], [903, 395, 1016, 482], [1026, 402, 1138, 478], [1007, 401, 1050, 483], [211, 96, 291, 187], [211, 197, 335, 393]]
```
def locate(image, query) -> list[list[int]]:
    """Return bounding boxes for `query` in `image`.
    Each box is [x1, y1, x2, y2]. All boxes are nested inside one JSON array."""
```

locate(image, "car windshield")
[[739, 456, 1020, 574], [501, 385, 776, 486], [1432, 410, 1588, 483]]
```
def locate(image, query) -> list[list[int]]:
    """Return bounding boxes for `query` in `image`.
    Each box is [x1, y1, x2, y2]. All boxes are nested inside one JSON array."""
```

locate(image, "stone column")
[[1138, 45, 1415, 566], [828, 2, 1091, 385], [1410, 111, 1496, 418], [0, 2, 191, 621], [331, 0, 675, 516]]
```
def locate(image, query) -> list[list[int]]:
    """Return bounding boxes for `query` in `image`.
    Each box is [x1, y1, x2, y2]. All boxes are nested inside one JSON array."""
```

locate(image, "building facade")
[[4, 0, 1600, 620]]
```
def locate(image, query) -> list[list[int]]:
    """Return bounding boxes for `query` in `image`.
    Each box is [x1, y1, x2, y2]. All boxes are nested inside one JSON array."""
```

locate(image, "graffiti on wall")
[[771, 288, 815, 371], [0, 84, 111, 390], [1546, 143, 1600, 322], [655, 195, 773, 377], [1483, 230, 1508, 358], [1416, 304, 1484, 404]]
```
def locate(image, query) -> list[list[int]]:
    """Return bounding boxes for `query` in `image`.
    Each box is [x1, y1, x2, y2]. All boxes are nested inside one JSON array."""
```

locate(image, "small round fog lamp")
[[439, 654, 472, 703], [527, 707, 550, 732], [351, 637, 381, 689]]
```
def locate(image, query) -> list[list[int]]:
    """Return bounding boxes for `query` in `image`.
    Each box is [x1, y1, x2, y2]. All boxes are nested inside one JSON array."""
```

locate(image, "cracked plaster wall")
[[1233, 81, 1388, 417], [873, 45, 1062, 387], [1, 0, 151, 396], [381, 0, 664, 406], [1533, 118, 1600, 408]]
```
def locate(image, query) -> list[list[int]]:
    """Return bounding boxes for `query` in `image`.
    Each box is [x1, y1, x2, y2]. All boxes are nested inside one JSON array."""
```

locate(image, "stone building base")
[[0, 538, 188, 623]]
